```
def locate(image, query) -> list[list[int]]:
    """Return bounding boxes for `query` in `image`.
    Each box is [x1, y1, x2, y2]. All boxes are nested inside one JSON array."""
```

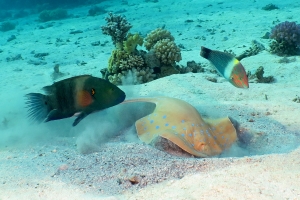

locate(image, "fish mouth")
[[119, 92, 126, 103]]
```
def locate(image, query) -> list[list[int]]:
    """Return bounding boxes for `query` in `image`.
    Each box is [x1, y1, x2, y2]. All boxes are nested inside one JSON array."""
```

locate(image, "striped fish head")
[[81, 77, 126, 110], [229, 60, 249, 88], [95, 80, 126, 108]]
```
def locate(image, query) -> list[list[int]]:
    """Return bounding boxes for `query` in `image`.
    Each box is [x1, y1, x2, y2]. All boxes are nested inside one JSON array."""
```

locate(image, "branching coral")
[[101, 12, 132, 48], [132, 67, 156, 84], [123, 33, 143, 54], [269, 21, 300, 55], [101, 14, 181, 85], [153, 39, 182, 65], [144, 28, 175, 50], [108, 73, 123, 85], [108, 49, 129, 73], [119, 55, 144, 70], [108, 67, 156, 85], [143, 50, 161, 69]]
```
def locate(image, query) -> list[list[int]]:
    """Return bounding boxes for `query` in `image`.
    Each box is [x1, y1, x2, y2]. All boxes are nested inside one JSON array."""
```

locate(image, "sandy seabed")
[[1, 0, 300, 199]]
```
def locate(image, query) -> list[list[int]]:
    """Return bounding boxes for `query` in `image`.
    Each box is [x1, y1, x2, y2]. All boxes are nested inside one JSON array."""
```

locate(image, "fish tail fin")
[[24, 93, 51, 123], [200, 46, 212, 59]]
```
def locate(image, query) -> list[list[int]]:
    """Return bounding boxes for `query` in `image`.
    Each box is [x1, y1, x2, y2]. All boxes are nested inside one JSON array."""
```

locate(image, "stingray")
[[123, 96, 237, 157]]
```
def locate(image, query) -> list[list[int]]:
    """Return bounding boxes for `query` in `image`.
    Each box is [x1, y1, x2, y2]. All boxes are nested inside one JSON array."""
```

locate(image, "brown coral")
[[132, 67, 156, 84], [101, 12, 132, 48], [119, 55, 144, 70], [153, 39, 182, 65], [108, 67, 156, 85], [144, 28, 174, 50]]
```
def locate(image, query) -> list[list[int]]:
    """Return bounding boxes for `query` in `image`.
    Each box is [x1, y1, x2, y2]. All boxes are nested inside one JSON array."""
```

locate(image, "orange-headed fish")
[[200, 46, 249, 88], [25, 75, 126, 126]]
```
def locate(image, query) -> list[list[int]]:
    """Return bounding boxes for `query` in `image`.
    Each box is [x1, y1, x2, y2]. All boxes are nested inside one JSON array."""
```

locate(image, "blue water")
[[0, 0, 299, 198]]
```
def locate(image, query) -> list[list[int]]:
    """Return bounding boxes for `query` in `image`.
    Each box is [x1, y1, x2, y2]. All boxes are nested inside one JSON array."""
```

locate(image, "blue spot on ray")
[[183, 127, 187, 130], [181, 120, 185, 123], [189, 133, 192, 137], [150, 120, 154, 124], [162, 115, 167, 119], [156, 126, 160, 129], [165, 123, 169, 126], [181, 133, 185, 137], [172, 126, 176, 129]]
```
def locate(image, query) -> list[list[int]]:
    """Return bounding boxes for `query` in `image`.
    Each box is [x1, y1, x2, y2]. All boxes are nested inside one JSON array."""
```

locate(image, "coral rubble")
[[248, 66, 274, 83], [236, 40, 265, 60], [0, 21, 16, 32], [262, 4, 279, 11], [88, 5, 106, 16], [39, 8, 68, 22]]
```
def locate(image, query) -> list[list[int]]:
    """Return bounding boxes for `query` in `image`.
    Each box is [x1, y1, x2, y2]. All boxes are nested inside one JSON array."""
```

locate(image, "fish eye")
[[91, 88, 95, 95]]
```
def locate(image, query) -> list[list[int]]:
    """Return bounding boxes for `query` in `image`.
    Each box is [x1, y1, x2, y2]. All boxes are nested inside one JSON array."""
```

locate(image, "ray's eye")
[[91, 88, 95, 96]]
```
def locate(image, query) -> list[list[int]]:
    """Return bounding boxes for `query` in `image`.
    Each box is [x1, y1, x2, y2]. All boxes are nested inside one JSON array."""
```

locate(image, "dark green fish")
[[25, 75, 126, 126]]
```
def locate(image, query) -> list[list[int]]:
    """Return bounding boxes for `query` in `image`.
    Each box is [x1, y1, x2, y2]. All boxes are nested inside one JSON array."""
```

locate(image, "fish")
[[200, 46, 249, 88], [123, 96, 237, 157], [25, 75, 126, 126]]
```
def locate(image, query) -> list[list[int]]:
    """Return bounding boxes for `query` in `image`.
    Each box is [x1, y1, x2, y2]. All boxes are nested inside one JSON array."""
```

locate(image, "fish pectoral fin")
[[73, 111, 90, 126], [45, 109, 64, 122]]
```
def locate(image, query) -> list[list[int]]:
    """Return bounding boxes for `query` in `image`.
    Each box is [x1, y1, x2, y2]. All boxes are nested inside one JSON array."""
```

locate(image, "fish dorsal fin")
[[42, 85, 54, 94]]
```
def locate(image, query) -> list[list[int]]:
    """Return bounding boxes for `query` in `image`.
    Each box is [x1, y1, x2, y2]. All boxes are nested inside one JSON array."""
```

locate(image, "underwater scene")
[[0, 0, 300, 199]]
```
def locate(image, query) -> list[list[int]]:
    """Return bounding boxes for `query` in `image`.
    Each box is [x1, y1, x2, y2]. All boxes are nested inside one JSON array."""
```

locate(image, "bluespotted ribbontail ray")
[[123, 96, 237, 157]]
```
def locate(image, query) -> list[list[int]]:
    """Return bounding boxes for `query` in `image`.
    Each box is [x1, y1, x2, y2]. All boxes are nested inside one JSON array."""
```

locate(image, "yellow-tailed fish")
[[200, 46, 249, 88], [25, 75, 125, 126]]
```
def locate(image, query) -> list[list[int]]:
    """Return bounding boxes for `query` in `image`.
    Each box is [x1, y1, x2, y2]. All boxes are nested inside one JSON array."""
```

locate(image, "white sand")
[[1, 0, 300, 199]]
